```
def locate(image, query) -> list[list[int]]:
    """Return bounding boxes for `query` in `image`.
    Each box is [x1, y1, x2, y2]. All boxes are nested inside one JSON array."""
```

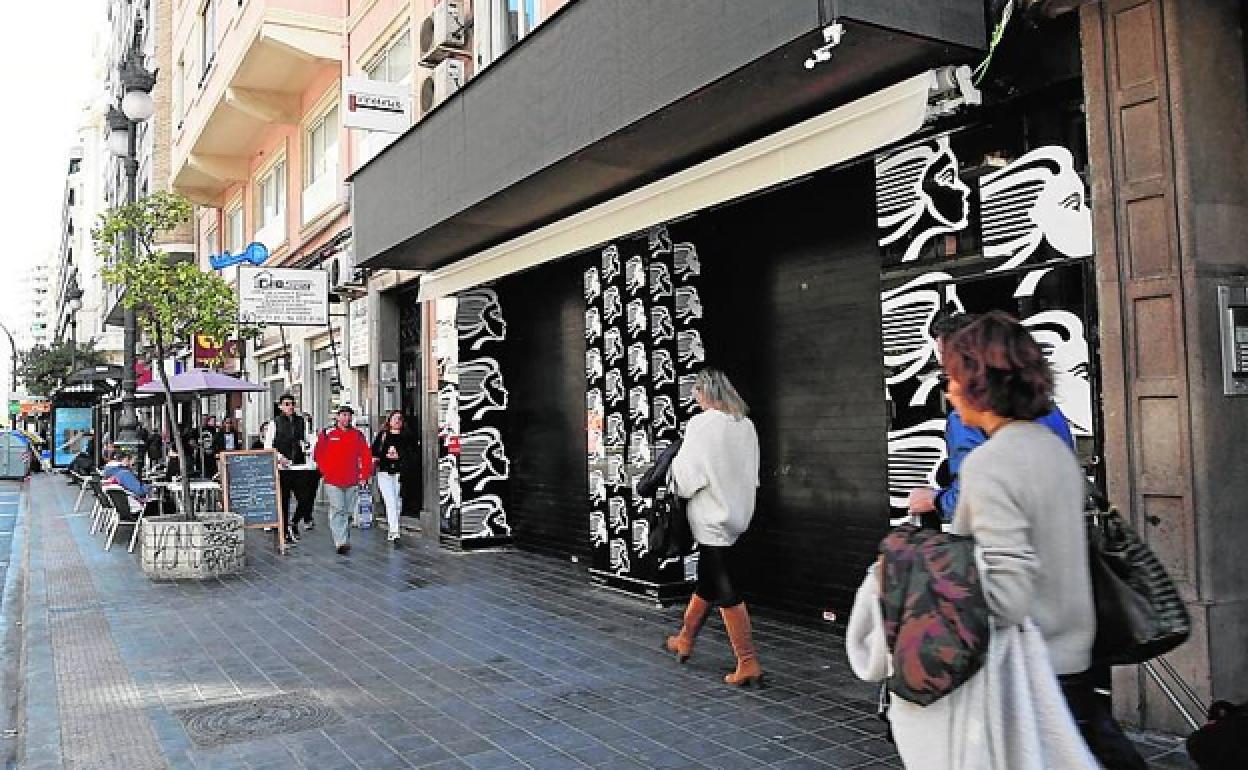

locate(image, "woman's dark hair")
[[941, 310, 1054, 420], [384, 410, 405, 430]]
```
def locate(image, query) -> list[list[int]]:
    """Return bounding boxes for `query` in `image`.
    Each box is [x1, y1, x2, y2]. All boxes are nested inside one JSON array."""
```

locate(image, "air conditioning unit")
[[418, 0, 466, 66], [420, 58, 464, 114], [327, 254, 365, 295]]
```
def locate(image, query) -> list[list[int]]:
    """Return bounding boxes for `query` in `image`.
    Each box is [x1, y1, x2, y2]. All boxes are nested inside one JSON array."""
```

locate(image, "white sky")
[[0, 3, 102, 408], [0, 3, 103, 278]]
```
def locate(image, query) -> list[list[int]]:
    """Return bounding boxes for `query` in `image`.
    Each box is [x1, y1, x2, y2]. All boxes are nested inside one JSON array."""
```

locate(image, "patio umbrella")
[[139, 370, 266, 478]]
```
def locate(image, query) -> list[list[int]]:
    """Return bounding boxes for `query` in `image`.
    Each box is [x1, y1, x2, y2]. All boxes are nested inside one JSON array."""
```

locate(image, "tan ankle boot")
[[720, 603, 764, 686], [664, 594, 711, 663]]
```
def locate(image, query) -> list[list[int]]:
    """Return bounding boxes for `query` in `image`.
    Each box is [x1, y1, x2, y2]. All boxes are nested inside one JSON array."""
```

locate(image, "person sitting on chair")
[[101, 451, 158, 517]]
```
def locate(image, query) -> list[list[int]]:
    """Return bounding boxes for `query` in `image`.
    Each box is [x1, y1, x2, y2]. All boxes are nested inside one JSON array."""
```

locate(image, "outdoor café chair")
[[88, 479, 112, 535], [71, 471, 98, 513], [103, 487, 145, 553]]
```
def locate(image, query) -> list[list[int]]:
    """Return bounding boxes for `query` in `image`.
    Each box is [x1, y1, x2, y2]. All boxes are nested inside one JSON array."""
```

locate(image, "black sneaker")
[[336, 544, 351, 555], [286, 529, 299, 543], [305, 520, 316, 531]]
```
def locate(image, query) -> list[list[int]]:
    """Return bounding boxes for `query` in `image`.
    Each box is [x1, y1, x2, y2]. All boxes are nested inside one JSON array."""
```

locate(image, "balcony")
[[171, 3, 341, 203]]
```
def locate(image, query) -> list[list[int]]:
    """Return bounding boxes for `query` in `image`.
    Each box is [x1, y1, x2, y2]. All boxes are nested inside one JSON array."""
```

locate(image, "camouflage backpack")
[[878, 524, 990, 706]]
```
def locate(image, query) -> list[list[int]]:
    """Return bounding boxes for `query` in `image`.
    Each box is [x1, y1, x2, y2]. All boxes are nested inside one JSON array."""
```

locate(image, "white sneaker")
[[387, 530, 400, 542]]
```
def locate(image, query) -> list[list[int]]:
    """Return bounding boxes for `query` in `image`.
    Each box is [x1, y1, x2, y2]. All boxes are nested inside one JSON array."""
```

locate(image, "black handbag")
[[647, 490, 692, 560], [1087, 504, 1191, 666]]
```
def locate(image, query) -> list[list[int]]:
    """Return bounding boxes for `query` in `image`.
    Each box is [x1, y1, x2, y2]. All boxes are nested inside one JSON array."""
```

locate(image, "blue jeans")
[[324, 483, 358, 547]]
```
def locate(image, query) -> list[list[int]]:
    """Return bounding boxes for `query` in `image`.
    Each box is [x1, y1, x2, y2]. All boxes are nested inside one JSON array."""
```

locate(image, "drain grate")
[[175, 691, 342, 748]]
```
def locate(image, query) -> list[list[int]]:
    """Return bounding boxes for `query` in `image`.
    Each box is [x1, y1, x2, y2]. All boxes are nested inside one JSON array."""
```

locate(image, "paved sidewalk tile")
[[15, 474, 1195, 769]]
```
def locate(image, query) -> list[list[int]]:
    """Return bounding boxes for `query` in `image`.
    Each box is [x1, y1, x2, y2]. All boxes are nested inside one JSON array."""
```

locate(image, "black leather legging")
[[695, 544, 743, 608]]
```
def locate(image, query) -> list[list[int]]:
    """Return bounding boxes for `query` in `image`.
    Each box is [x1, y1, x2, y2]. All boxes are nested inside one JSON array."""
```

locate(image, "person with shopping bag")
[[313, 404, 373, 555], [371, 410, 418, 543], [663, 368, 762, 687]]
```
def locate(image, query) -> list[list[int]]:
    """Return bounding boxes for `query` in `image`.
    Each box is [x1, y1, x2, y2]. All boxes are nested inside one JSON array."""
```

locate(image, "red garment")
[[313, 426, 373, 487]]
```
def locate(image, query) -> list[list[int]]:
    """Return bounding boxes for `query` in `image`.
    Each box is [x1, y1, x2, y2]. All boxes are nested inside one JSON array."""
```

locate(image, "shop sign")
[[192, 336, 241, 368], [238, 267, 329, 326], [342, 76, 412, 134], [348, 300, 369, 368]]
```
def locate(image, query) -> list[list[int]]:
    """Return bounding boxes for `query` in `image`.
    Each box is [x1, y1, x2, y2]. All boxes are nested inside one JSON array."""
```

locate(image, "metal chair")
[[103, 487, 146, 553], [88, 480, 113, 535], [71, 472, 98, 512]]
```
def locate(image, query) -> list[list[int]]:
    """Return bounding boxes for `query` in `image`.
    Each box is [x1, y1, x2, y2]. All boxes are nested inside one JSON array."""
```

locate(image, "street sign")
[[238, 267, 329, 326]]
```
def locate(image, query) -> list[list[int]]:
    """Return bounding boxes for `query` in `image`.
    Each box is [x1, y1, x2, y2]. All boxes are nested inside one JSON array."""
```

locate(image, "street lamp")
[[109, 25, 155, 453], [0, 322, 18, 413], [66, 284, 85, 376]]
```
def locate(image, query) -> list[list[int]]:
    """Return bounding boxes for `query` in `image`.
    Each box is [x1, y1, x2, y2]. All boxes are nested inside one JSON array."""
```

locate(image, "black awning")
[[352, 0, 985, 272]]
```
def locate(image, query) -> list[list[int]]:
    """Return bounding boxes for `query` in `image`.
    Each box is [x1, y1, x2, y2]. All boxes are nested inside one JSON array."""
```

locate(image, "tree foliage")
[[18, 340, 107, 396]]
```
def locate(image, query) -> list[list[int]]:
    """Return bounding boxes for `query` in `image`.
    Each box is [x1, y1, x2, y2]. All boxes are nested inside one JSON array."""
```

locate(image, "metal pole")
[[116, 117, 140, 451]]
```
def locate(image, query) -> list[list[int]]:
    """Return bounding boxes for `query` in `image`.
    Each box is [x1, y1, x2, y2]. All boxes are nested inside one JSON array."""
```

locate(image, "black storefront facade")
[[353, 0, 1153, 709]]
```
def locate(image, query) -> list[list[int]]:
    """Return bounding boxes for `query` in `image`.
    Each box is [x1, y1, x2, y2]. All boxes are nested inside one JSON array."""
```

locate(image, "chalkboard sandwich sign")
[[220, 449, 287, 553]]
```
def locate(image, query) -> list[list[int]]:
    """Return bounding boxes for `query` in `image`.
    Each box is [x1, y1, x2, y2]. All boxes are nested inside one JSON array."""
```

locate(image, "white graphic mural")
[[881, 272, 962, 407], [876, 137, 971, 263], [980, 146, 1093, 272], [456, 357, 509, 421]]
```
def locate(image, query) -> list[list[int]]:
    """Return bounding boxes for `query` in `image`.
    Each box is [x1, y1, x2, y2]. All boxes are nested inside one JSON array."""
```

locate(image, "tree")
[[19, 340, 107, 396], [95, 191, 256, 519]]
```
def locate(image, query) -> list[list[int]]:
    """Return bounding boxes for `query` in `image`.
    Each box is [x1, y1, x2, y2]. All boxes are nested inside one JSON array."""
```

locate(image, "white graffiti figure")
[[590, 511, 608, 548], [1023, 310, 1094, 437], [980, 146, 1093, 273], [438, 455, 462, 508], [881, 271, 963, 407], [886, 418, 947, 516], [678, 329, 706, 367], [607, 454, 628, 487], [610, 538, 631, 574], [603, 286, 623, 327], [679, 374, 699, 413], [461, 495, 510, 538], [626, 255, 646, 296], [632, 519, 651, 559], [584, 267, 601, 303], [652, 349, 676, 388], [457, 427, 510, 491], [608, 496, 628, 533], [606, 412, 627, 448], [604, 327, 624, 365], [585, 307, 603, 344], [674, 243, 701, 281], [585, 349, 604, 383], [629, 386, 650, 423], [627, 298, 648, 339], [601, 244, 621, 283], [438, 384, 461, 437], [589, 468, 607, 505], [652, 395, 678, 437], [876, 136, 971, 263], [628, 430, 651, 466], [605, 369, 625, 407], [651, 306, 675, 345], [649, 225, 673, 255], [675, 287, 703, 325], [649, 263, 673, 301], [628, 342, 649, 380], [457, 357, 509, 421], [456, 288, 508, 350]]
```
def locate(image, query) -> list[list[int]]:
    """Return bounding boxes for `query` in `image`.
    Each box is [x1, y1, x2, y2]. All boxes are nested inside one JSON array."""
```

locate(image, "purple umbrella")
[[138, 368, 265, 395]]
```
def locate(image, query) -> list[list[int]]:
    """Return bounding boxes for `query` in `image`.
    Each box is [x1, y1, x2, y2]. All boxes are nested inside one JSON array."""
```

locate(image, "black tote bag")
[[1087, 506, 1191, 666]]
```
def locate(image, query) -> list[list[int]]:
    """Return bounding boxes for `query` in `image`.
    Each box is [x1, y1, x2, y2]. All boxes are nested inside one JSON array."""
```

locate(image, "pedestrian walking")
[[314, 404, 373, 555], [371, 410, 417, 543], [263, 394, 319, 543], [663, 368, 762, 686]]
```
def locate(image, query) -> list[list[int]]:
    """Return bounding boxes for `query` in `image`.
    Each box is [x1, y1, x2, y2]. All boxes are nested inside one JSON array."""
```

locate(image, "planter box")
[[141, 512, 246, 580]]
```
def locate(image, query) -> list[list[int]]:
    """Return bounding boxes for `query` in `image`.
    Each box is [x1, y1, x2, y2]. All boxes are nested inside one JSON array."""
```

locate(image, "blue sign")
[[53, 407, 92, 467], [210, 242, 269, 271]]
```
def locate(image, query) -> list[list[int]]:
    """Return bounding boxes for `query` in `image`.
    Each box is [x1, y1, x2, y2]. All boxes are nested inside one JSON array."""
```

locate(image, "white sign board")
[[342, 76, 412, 134], [348, 299, 370, 368], [238, 267, 329, 326]]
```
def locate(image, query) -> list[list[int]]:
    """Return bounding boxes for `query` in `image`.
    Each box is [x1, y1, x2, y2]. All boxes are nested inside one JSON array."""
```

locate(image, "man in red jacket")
[[313, 404, 373, 554]]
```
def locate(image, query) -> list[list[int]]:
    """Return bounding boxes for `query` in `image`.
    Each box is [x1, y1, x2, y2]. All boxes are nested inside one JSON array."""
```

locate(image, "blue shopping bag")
[[356, 482, 375, 529]]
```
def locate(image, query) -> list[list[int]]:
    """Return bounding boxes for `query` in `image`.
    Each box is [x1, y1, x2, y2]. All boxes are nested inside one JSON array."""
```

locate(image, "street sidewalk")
[[10, 473, 1194, 769]]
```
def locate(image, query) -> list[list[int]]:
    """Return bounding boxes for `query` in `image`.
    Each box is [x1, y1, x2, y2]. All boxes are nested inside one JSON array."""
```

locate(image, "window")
[[305, 105, 339, 186], [256, 161, 286, 228], [225, 204, 244, 252], [200, 0, 217, 79], [476, 0, 541, 69], [365, 28, 412, 84]]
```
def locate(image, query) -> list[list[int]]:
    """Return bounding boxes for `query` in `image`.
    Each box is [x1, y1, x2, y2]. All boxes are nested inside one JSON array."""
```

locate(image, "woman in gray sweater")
[[664, 368, 762, 686], [943, 311, 1144, 769]]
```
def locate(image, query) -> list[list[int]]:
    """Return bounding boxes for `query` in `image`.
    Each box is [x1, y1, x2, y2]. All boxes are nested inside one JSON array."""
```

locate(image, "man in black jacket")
[[263, 393, 318, 542]]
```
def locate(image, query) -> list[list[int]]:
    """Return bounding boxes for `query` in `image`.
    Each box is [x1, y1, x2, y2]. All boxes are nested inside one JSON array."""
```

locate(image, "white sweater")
[[670, 409, 760, 546]]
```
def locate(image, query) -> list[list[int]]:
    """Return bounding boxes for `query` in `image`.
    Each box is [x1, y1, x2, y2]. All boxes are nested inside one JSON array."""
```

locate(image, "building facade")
[[349, 0, 1248, 734]]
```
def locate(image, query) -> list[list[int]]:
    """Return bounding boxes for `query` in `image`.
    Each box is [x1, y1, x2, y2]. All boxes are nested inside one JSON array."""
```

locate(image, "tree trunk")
[[153, 331, 195, 520]]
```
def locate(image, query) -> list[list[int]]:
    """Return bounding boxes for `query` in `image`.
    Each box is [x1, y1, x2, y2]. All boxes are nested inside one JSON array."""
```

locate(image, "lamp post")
[[66, 284, 84, 377], [108, 26, 155, 453], [0, 322, 17, 425]]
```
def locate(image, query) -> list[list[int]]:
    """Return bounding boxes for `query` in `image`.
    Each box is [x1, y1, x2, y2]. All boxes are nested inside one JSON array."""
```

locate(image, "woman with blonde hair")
[[663, 368, 763, 686]]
